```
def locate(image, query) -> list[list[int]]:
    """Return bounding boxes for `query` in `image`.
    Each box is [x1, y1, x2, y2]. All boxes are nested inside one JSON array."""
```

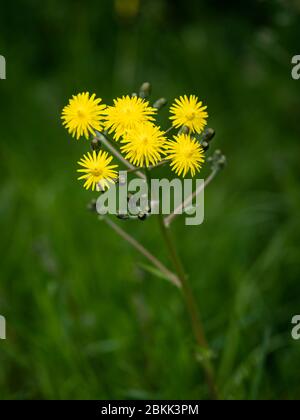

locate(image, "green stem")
[[103, 217, 180, 288], [157, 215, 219, 400], [144, 165, 219, 398], [165, 126, 174, 134], [95, 132, 146, 180]]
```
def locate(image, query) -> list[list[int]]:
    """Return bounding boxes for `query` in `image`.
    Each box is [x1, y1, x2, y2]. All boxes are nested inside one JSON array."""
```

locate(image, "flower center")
[[186, 112, 196, 121], [124, 108, 132, 115], [91, 167, 103, 177], [141, 136, 149, 145], [77, 109, 86, 119], [183, 149, 194, 160]]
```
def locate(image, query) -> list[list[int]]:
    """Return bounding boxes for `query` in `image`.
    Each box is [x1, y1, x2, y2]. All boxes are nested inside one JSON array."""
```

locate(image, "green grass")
[[0, 0, 300, 400]]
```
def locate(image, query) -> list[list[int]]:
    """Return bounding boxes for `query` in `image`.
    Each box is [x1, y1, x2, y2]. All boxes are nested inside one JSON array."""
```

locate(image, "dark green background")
[[0, 0, 300, 400]]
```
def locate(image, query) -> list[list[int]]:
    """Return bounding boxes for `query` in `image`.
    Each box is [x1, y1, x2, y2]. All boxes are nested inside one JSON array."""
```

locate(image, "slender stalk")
[[164, 169, 219, 227], [145, 165, 219, 398], [165, 126, 174, 134], [103, 217, 181, 288], [95, 132, 146, 180], [157, 215, 219, 400]]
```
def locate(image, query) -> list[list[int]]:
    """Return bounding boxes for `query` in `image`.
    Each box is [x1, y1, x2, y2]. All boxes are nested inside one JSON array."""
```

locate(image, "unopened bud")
[[209, 150, 227, 171], [218, 155, 227, 169], [91, 137, 101, 152], [202, 128, 215, 143], [215, 149, 222, 157], [153, 97, 168, 110], [179, 126, 190, 135], [139, 82, 151, 99], [202, 141, 210, 152]]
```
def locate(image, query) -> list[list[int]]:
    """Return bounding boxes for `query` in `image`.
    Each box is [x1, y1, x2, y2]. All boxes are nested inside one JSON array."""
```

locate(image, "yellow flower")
[[77, 150, 118, 191], [104, 95, 156, 141], [62, 92, 106, 140], [165, 134, 205, 177], [121, 122, 166, 167], [170, 95, 208, 134]]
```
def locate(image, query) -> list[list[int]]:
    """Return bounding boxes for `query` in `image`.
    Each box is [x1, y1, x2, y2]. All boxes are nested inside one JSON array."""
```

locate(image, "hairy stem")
[[103, 217, 181, 288], [158, 215, 219, 400]]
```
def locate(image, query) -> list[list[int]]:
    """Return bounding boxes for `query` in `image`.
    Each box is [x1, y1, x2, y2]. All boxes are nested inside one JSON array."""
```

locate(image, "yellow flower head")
[[104, 95, 156, 141], [62, 92, 106, 140], [121, 122, 166, 167], [170, 95, 208, 134], [77, 150, 118, 191], [165, 134, 205, 177]]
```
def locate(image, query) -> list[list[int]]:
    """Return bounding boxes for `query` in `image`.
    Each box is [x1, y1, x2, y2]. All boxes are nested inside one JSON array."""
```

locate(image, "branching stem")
[[103, 217, 181, 288]]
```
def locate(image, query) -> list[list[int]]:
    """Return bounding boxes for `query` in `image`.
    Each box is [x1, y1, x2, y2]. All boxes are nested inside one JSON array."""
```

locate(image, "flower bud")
[[202, 141, 210, 152], [218, 155, 227, 169], [209, 150, 227, 171], [139, 82, 152, 99], [91, 137, 101, 152], [179, 126, 190, 135], [202, 128, 215, 143], [153, 98, 168, 110]]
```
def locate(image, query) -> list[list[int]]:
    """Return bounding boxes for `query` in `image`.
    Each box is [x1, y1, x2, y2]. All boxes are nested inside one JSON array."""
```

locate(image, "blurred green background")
[[1, 0, 300, 400]]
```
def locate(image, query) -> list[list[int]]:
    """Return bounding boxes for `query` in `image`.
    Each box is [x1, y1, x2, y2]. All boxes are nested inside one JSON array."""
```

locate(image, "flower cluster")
[[61, 84, 209, 191]]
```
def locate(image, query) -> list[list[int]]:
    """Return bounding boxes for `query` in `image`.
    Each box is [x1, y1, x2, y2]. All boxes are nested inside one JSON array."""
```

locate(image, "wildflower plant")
[[61, 82, 226, 399]]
